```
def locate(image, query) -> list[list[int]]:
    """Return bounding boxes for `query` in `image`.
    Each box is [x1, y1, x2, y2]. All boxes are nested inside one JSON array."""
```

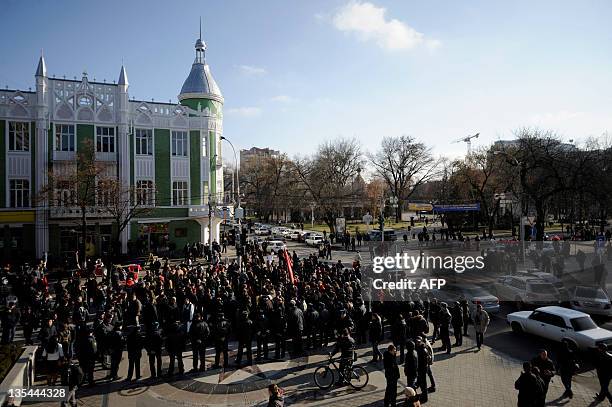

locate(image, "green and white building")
[[0, 34, 226, 260]]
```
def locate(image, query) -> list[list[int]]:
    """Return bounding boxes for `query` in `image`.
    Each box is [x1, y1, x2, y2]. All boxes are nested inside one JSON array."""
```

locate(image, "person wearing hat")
[[515, 361, 545, 407], [594, 343, 612, 402], [189, 312, 210, 372], [235, 309, 254, 367]]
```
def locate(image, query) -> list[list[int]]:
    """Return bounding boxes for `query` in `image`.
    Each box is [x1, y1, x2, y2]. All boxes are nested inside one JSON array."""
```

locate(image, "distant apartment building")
[[240, 147, 280, 168]]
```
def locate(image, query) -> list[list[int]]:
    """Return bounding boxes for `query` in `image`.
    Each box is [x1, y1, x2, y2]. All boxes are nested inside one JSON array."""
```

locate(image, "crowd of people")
[[0, 226, 610, 407]]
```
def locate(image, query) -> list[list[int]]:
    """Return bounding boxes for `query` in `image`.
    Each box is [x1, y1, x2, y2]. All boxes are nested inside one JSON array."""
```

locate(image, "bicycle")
[[313, 354, 369, 390]]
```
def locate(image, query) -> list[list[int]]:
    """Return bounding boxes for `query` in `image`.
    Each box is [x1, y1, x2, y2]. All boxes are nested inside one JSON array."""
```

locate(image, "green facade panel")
[[180, 98, 221, 116], [76, 124, 94, 152], [134, 208, 189, 218], [190, 130, 201, 205], [154, 129, 170, 206], [169, 220, 201, 249], [0, 120, 5, 208]]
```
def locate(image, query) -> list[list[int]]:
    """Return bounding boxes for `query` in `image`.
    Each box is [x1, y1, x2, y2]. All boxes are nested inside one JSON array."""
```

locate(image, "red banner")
[[283, 249, 295, 284]]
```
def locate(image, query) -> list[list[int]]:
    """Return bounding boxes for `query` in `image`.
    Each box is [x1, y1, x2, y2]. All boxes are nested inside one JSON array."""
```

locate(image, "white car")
[[266, 240, 287, 254], [254, 227, 271, 236], [493, 275, 561, 310], [570, 286, 612, 317], [289, 230, 301, 240], [305, 235, 324, 246], [526, 271, 568, 299], [507, 306, 612, 351]]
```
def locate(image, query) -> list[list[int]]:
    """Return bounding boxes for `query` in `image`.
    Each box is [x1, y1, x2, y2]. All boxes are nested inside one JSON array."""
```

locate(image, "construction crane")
[[452, 133, 480, 155]]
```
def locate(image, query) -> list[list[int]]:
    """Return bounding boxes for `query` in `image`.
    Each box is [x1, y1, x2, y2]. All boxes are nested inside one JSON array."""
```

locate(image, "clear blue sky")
[[1, 0, 611, 159]]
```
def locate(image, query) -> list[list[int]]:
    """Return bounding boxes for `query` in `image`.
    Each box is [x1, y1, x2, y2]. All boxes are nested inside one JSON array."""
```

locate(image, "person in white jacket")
[[473, 304, 490, 350]]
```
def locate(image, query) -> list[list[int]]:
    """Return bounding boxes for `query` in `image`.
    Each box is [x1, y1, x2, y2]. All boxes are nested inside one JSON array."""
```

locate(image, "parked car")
[[507, 306, 612, 351], [367, 229, 397, 241], [526, 271, 569, 300], [305, 235, 324, 246], [288, 230, 301, 240], [570, 286, 612, 317], [301, 232, 318, 242], [254, 226, 272, 236], [493, 275, 561, 310], [267, 240, 287, 254], [444, 285, 501, 315]]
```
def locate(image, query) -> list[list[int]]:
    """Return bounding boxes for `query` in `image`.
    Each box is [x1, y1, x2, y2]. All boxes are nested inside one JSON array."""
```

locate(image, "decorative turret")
[[178, 22, 223, 111], [118, 64, 129, 86], [35, 53, 47, 77]]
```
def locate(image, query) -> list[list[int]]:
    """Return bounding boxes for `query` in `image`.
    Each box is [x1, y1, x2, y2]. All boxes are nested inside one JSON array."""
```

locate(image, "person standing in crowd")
[[450, 302, 463, 347], [189, 312, 210, 372], [383, 344, 400, 407], [287, 300, 304, 357], [235, 309, 254, 367], [594, 343, 612, 402], [557, 341, 578, 399], [42, 335, 64, 385], [515, 362, 544, 407], [126, 325, 143, 381], [391, 314, 407, 363], [437, 303, 452, 355], [404, 340, 418, 390], [473, 304, 490, 350], [459, 298, 470, 336], [77, 327, 97, 387], [107, 322, 124, 381], [166, 321, 185, 376], [212, 312, 230, 368], [369, 312, 383, 363], [145, 322, 163, 379], [61, 357, 83, 407], [531, 349, 555, 404], [254, 308, 270, 361], [1, 301, 20, 344]]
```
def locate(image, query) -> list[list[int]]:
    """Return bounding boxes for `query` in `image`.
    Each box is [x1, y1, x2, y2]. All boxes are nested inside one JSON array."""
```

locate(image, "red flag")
[[283, 249, 295, 284]]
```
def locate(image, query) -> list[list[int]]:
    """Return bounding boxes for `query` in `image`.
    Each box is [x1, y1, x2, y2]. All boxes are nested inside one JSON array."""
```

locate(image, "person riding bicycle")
[[330, 328, 355, 385]]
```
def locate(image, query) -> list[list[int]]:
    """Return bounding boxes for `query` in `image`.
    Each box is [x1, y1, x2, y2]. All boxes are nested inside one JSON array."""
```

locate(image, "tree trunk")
[[80, 206, 87, 267], [535, 202, 546, 241]]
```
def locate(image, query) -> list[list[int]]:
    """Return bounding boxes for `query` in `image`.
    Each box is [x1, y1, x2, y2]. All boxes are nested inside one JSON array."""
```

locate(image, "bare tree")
[[294, 138, 363, 232], [369, 135, 441, 222]]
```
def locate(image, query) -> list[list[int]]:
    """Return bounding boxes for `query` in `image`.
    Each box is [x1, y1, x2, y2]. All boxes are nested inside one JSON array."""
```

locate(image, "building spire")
[[118, 64, 129, 86], [195, 18, 207, 64], [35, 50, 47, 77]]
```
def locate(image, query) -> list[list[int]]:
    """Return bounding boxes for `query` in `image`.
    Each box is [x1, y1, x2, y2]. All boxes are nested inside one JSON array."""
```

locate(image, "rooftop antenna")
[[200, 16, 202, 39]]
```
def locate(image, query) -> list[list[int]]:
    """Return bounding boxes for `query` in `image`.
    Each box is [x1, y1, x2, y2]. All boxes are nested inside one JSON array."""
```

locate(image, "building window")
[[172, 181, 188, 206], [8, 122, 30, 151], [55, 124, 75, 152], [55, 181, 76, 206], [135, 180, 154, 206], [9, 179, 29, 208], [96, 126, 115, 153], [171, 131, 188, 157], [135, 129, 152, 155]]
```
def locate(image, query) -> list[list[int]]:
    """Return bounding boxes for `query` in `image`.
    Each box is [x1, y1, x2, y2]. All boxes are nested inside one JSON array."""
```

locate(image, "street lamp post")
[[310, 203, 316, 228], [220, 136, 242, 268], [494, 151, 525, 264]]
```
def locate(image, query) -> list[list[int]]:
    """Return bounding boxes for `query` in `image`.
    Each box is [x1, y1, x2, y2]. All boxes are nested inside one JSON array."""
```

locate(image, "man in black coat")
[[126, 326, 143, 381], [369, 313, 383, 362], [271, 300, 287, 359], [166, 321, 186, 376], [415, 337, 430, 403], [254, 308, 270, 360], [531, 349, 555, 403], [403, 340, 418, 389], [451, 302, 464, 346], [557, 341, 577, 399], [515, 362, 544, 407], [77, 327, 97, 386], [391, 314, 406, 364], [437, 303, 452, 354], [1, 302, 20, 344], [235, 309, 253, 367], [145, 323, 163, 378], [594, 343, 612, 402], [383, 345, 400, 407], [212, 312, 230, 368], [189, 313, 210, 372], [107, 323, 124, 381]]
